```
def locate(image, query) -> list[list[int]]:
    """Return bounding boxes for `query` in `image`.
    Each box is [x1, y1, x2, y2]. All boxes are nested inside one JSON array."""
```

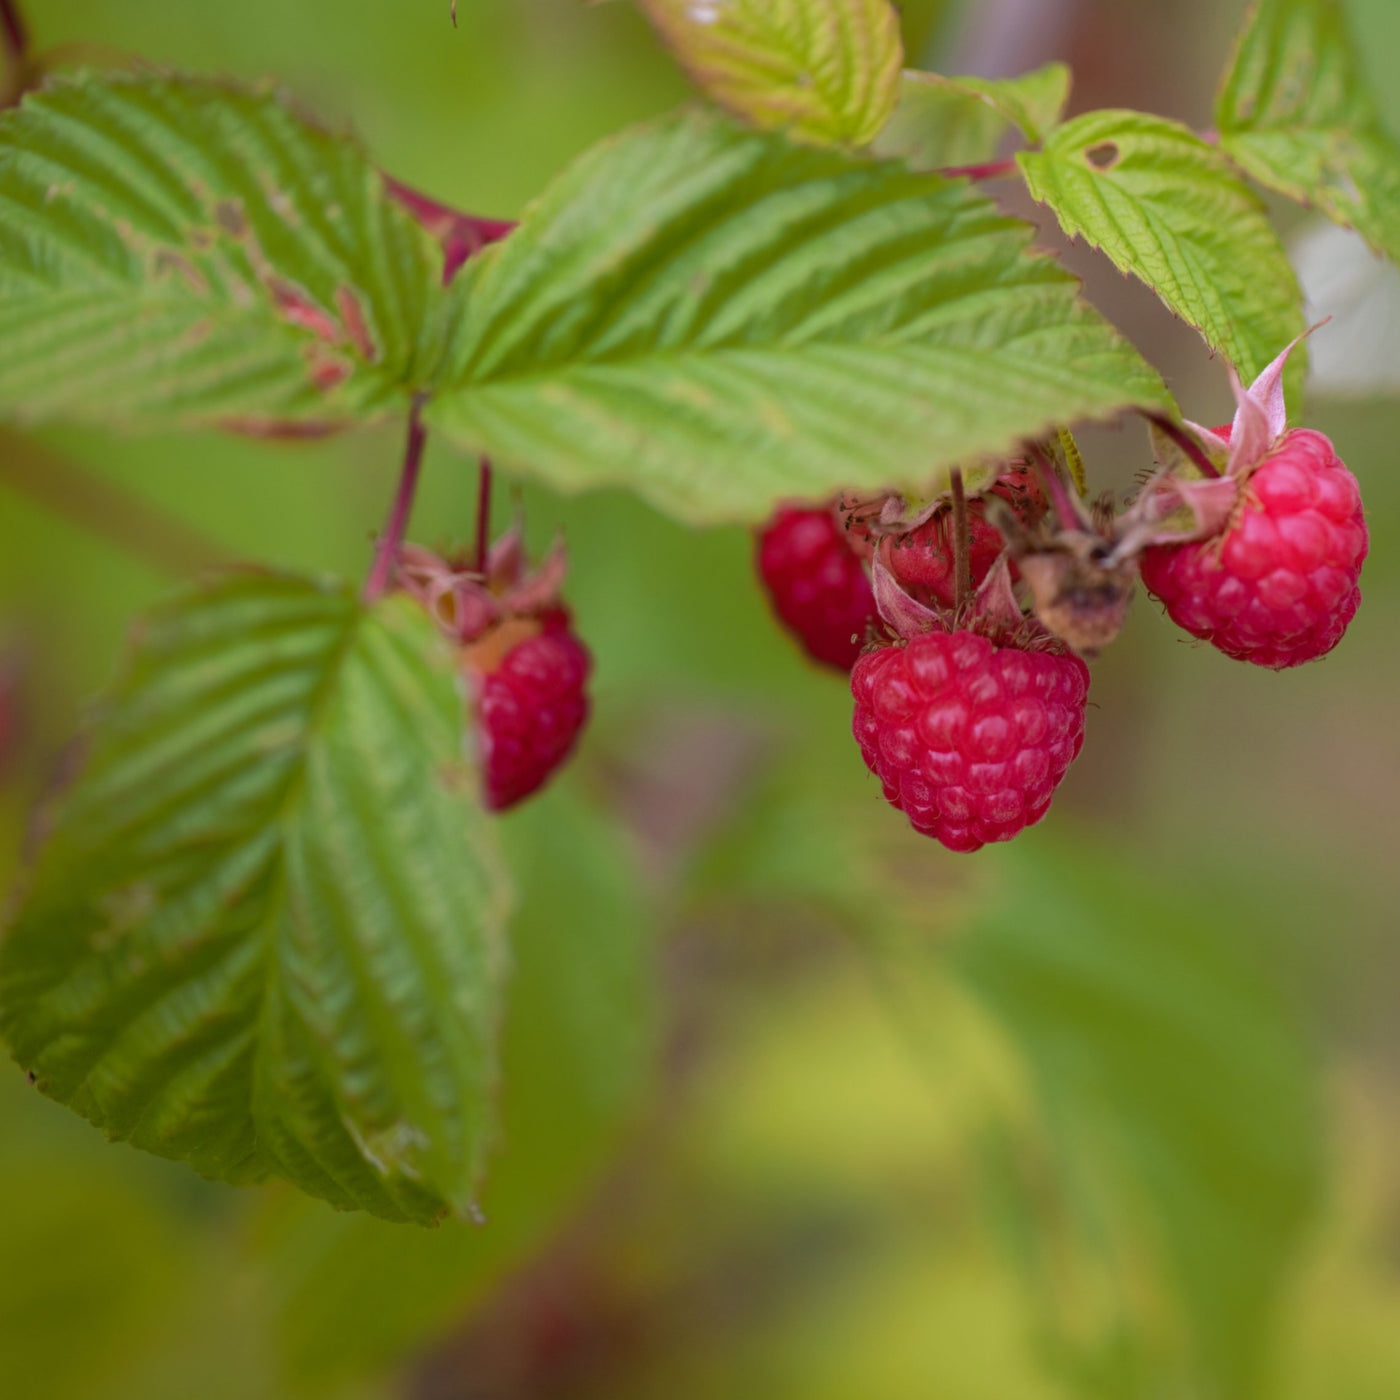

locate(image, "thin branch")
[[1146, 413, 1222, 479], [0, 428, 232, 577], [950, 467, 972, 612], [363, 397, 428, 602], [473, 457, 493, 574], [0, 0, 26, 66]]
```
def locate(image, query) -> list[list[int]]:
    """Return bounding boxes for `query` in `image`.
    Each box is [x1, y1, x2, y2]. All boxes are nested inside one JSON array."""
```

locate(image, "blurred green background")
[[3, 2, 1399, 1397]]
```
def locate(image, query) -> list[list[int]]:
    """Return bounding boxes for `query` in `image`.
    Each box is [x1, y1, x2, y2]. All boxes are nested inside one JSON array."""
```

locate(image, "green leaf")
[[0, 573, 510, 1225], [872, 65, 1071, 173], [1217, 0, 1400, 264], [430, 107, 1173, 525], [1019, 110, 1307, 390], [637, 0, 904, 147], [950, 844, 1322, 1398], [0, 74, 446, 433], [873, 63, 1073, 170], [268, 785, 656, 1386]]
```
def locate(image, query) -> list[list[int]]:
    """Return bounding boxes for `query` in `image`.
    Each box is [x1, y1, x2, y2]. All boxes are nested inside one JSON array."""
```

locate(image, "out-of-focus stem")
[[0, 429, 231, 577]]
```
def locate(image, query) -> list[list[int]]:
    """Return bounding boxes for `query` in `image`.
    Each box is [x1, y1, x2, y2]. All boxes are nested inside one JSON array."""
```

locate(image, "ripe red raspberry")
[[852, 629, 1089, 853], [756, 503, 876, 671], [397, 533, 592, 811], [469, 609, 592, 812], [1141, 428, 1367, 669]]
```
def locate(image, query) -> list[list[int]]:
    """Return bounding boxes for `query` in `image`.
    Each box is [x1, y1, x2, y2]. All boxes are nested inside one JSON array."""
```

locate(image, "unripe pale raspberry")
[[757, 504, 876, 671], [851, 629, 1089, 853], [879, 467, 1044, 608], [880, 507, 1004, 608], [1141, 428, 1367, 669], [472, 610, 592, 812]]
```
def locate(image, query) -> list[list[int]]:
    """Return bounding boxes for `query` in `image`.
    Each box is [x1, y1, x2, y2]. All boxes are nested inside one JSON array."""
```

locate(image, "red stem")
[[938, 157, 1019, 181], [364, 398, 427, 602], [383, 176, 515, 286], [473, 457, 493, 574], [1147, 413, 1222, 479]]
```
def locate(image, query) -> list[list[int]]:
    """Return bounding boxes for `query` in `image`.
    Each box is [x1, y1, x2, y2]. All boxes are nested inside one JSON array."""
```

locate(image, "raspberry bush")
[[0, 0, 1391, 1251]]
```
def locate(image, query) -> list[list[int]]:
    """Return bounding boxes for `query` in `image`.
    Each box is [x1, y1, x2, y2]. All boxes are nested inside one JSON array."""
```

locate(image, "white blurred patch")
[[1291, 219, 1400, 398]]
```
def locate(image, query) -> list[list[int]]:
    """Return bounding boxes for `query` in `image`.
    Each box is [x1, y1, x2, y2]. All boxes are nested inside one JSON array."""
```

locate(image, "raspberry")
[[879, 467, 1043, 608], [1141, 428, 1367, 669], [470, 610, 592, 812], [879, 506, 1004, 608], [851, 629, 1089, 853], [756, 504, 876, 671]]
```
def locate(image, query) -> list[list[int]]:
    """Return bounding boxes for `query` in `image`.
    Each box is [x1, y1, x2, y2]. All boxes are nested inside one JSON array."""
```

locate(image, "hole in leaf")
[[1085, 142, 1120, 170]]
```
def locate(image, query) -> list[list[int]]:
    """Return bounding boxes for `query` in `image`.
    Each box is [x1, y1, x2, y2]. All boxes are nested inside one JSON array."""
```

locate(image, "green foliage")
[[431, 106, 1171, 523], [637, 0, 904, 146], [0, 573, 509, 1225], [952, 845, 1322, 1398], [872, 63, 1071, 169], [1217, 0, 1400, 264], [1019, 110, 1307, 390], [0, 75, 446, 432], [267, 785, 656, 1385]]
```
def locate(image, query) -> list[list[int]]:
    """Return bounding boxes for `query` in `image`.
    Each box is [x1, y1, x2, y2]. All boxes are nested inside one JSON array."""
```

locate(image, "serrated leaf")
[[873, 63, 1073, 170], [1217, 0, 1400, 264], [1019, 110, 1307, 391], [0, 573, 509, 1225], [0, 74, 447, 433], [269, 787, 655, 1386], [430, 107, 1172, 525], [637, 0, 904, 147]]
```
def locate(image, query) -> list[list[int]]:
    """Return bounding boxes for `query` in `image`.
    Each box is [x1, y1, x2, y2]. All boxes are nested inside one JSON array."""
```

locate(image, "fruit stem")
[[474, 456, 493, 574], [938, 157, 1019, 181], [950, 467, 972, 612], [364, 395, 428, 603], [1148, 414, 1223, 478], [1028, 444, 1082, 528]]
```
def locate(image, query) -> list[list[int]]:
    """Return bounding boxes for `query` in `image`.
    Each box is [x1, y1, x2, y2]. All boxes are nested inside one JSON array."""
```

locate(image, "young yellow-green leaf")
[[0, 574, 509, 1226], [1019, 110, 1307, 390], [0, 74, 447, 433], [430, 107, 1172, 525], [873, 62, 1073, 171], [1217, 0, 1400, 264], [637, 0, 904, 146]]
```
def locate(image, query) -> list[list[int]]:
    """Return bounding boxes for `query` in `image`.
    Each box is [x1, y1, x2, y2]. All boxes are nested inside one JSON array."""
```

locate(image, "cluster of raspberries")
[[757, 343, 1368, 853], [385, 342, 1367, 839]]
